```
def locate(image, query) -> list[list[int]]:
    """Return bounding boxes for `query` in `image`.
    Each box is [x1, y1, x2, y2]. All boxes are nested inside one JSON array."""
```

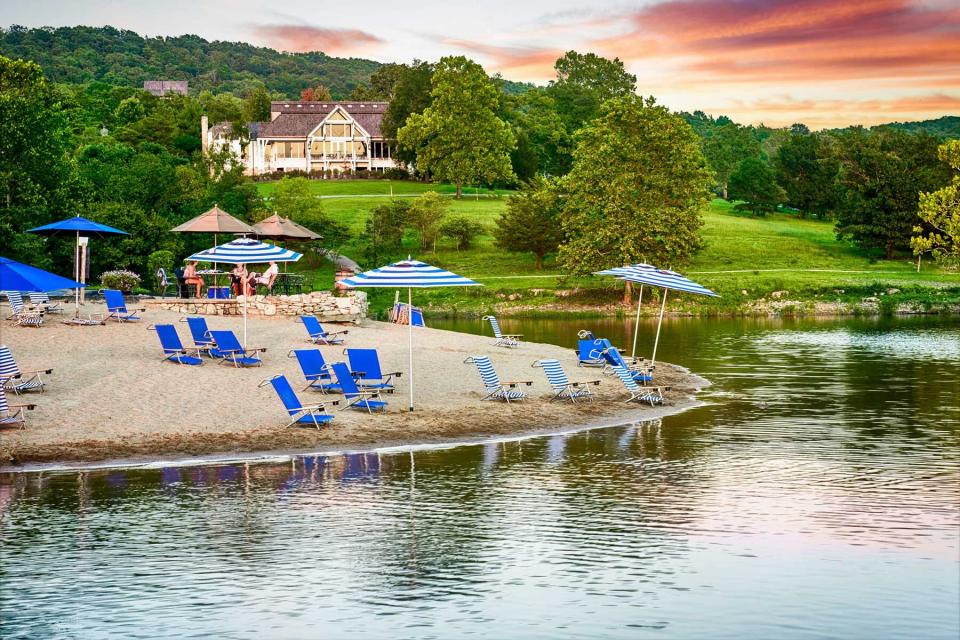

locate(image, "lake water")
[[1, 316, 958, 639]]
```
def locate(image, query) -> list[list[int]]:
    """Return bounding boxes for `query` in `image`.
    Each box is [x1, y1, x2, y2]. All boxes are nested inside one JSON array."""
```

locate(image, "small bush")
[[100, 270, 141, 292], [440, 217, 484, 250]]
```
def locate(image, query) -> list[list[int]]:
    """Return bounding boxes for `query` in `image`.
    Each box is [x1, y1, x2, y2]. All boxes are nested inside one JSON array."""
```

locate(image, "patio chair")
[[0, 345, 52, 394], [329, 362, 388, 413], [290, 349, 344, 394], [208, 330, 266, 368], [575, 330, 608, 367], [482, 315, 522, 348], [28, 292, 64, 314], [182, 316, 216, 355], [102, 289, 146, 323], [601, 346, 653, 384], [464, 355, 532, 403], [612, 364, 665, 406], [0, 386, 35, 430], [258, 374, 338, 429], [4, 292, 44, 327], [298, 315, 348, 345], [343, 348, 401, 393], [532, 359, 600, 403], [151, 324, 204, 366]]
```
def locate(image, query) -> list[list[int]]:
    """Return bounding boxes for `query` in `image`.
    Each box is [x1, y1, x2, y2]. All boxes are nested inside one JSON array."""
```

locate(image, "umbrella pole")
[[408, 287, 414, 412], [651, 288, 668, 366], [630, 285, 644, 361], [74, 231, 81, 317], [243, 289, 248, 348]]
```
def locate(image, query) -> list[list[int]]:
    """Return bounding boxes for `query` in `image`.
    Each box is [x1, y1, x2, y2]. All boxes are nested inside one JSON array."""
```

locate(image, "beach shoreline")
[[0, 306, 709, 470]]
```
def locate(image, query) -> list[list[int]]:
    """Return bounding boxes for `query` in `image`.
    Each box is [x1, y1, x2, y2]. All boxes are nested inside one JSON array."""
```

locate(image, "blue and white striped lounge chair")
[[183, 317, 217, 355], [532, 359, 600, 403], [344, 348, 401, 393], [102, 290, 145, 323], [575, 330, 610, 368], [208, 330, 265, 368], [602, 346, 653, 384], [482, 315, 522, 348], [28, 292, 64, 314], [152, 324, 204, 366], [0, 345, 52, 394], [464, 355, 532, 403], [612, 364, 665, 406], [259, 374, 338, 429], [330, 362, 387, 413], [4, 292, 44, 327], [0, 386, 34, 430], [290, 349, 344, 394], [299, 315, 348, 345]]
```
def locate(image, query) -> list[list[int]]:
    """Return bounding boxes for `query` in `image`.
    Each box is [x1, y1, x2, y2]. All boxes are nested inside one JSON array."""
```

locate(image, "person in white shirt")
[[254, 261, 279, 292]]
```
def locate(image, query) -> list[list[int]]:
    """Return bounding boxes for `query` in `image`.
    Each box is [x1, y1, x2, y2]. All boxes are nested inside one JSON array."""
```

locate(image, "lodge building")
[[202, 101, 399, 176]]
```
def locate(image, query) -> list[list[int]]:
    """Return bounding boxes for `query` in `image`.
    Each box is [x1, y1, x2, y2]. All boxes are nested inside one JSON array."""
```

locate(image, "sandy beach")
[[0, 304, 708, 468]]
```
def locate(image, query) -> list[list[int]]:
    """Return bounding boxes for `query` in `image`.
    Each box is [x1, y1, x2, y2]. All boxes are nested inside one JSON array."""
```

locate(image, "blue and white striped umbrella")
[[595, 264, 718, 365], [186, 237, 302, 264], [341, 259, 481, 411]]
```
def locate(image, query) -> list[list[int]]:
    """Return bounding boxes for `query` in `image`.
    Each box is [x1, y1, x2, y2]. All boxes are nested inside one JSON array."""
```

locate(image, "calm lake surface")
[[2, 316, 958, 639]]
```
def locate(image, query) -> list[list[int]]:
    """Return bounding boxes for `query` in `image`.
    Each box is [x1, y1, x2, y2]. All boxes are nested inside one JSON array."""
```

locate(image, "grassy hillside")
[[260, 180, 960, 317]]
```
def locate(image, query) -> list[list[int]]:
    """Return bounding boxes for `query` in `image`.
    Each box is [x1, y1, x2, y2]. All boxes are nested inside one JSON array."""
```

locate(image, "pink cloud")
[[441, 39, 563, 81], [252, 24, 383, 55]]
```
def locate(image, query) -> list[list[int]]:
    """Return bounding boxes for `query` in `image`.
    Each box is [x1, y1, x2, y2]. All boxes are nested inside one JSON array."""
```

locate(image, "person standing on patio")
[[183, 261, 203, 298]]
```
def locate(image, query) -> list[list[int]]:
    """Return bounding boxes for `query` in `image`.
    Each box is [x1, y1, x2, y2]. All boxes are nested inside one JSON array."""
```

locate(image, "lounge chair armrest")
[[302, 401, 339, 411], [503, 333, 523, 338], [347, 391, 382, 398], [351, 370, 368, 379], [503, 380, 534, 387], [327, 329, 349, 336], [386, 371, 403, 378], [247, 346, 267, 354], [572, 380, 602, 387], [10, 403, 37, 410]]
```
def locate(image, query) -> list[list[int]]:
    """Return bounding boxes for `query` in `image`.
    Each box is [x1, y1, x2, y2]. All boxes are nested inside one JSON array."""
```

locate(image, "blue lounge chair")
[[102, 289, 145, 323], [330, 362, 387, 413], [4, 291, 44, 327], [602, 346, 653, 384], [152, 324, 204, 366], [28, 292, 64, 314], [482, 315, 521, 348], [464, 355, 532, 403], [343, 348, 401, 393], [259, 374, 337, 429], [410, 308, 425, 327], [532, 359, 600, 403], [0, 345, 52, 394], [208, 330, 265, 367], [290, 349, 344, 393], [299, 315, 348, 345], [0, 386, 34, 430], [612, 364, 665, 406], [183, 317, 217, 355]]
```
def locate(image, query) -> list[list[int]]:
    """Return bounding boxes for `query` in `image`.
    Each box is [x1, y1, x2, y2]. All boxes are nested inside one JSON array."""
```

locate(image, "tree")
[[833, 127, 950, 259], [728, 157, 786, 216], [774, 132, 839, 218], [509, 90, 571, 176], [494, 176, 564, 269], [398, 56, 515, 197], [405, 191, 448, 250], [546, 51, 636, 133], [242, 86, 271, 123], [381, 61, 434, 146], [702, 122, 762, 199], [558, 96, 711, 278], [439, 217, 484, 250], [912, 140, 960, 266], [301, 84, 332, 101], [362, 200, 408, 265]]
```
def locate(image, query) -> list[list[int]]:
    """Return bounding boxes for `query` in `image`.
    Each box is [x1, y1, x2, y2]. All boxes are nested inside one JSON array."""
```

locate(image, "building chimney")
[[201, 115, 209, 153]]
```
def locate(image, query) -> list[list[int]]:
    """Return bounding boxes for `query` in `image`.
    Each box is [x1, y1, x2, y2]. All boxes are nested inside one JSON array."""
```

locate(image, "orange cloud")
[[441, 39, 563, 81], [252, 24, 383, 55]]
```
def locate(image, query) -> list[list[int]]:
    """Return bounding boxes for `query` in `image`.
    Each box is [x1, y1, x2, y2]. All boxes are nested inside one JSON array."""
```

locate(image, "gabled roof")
[[259, 101, 387, 138]]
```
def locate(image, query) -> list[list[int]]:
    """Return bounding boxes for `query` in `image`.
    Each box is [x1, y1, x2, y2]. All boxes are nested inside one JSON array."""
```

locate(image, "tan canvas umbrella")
[[252, 214, 321, 241], [171, 205, 255, 291]]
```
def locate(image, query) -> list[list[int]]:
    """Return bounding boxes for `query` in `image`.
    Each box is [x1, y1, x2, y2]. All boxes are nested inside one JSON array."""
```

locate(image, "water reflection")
[[1, 317, 958, 639]]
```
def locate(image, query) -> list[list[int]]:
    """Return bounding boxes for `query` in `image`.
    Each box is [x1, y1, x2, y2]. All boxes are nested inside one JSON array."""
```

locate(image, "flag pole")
[[651, 288, 668, 365], [408, 286, 414, 411]]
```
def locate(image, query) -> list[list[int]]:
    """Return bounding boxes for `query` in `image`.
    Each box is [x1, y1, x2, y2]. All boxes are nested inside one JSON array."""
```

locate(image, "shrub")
[[100, 270, 141, 292], [440, 216, 484, 250]]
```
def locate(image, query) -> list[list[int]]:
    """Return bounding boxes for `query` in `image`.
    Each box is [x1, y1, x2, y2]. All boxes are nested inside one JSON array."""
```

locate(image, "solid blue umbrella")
[[0, 256, 86, 292], [595, 264, 718, 365], [340, 258, 481, 411], [26, 215, 129, 315]]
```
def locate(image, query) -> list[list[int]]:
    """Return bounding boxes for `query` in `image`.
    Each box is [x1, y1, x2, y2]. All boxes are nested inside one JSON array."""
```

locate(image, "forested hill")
[[0, 25, 382, 98], [879, 116, 960, 139]]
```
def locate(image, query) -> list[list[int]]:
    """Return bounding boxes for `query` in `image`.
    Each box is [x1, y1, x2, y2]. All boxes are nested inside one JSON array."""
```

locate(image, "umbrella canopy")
[[594, 264, 717, 365], [26, 215, 129, 317], [284, 219, 322, 241], [340, 259, 482, 411], [171, 205, 255, 235], [252, 214, 321, 241], [0, 256, 86, 292], [187, 238, 302, 346]]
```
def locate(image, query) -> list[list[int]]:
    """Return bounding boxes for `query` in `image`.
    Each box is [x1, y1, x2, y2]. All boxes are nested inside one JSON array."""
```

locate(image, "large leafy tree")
[[381, 60, 434, 163], [546, 51, 636, 133], [509, 90, 571, 176], [728, 157, 786, 216], [242, 86, 272, 123], [558, 96, 711, 276], [774, 132, 839, 218], [702, 122, 762, 199], [398, 56, 515, 198], [494, 176, 564, 269], [833, 127, 950, 259], [912, 140, 960, 266]]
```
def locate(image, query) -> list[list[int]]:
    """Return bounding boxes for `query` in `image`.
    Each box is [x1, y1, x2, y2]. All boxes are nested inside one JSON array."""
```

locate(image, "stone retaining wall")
[[143, 291, 367, 323]]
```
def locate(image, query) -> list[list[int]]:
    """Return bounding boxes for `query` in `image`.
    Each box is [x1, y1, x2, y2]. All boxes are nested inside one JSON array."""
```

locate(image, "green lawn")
[[256, 180, 959, 317], [258, 178, 509, 199]]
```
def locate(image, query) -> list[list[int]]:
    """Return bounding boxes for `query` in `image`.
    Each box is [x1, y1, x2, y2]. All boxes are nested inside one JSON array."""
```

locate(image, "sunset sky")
[[7, 0, 960, 128]]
